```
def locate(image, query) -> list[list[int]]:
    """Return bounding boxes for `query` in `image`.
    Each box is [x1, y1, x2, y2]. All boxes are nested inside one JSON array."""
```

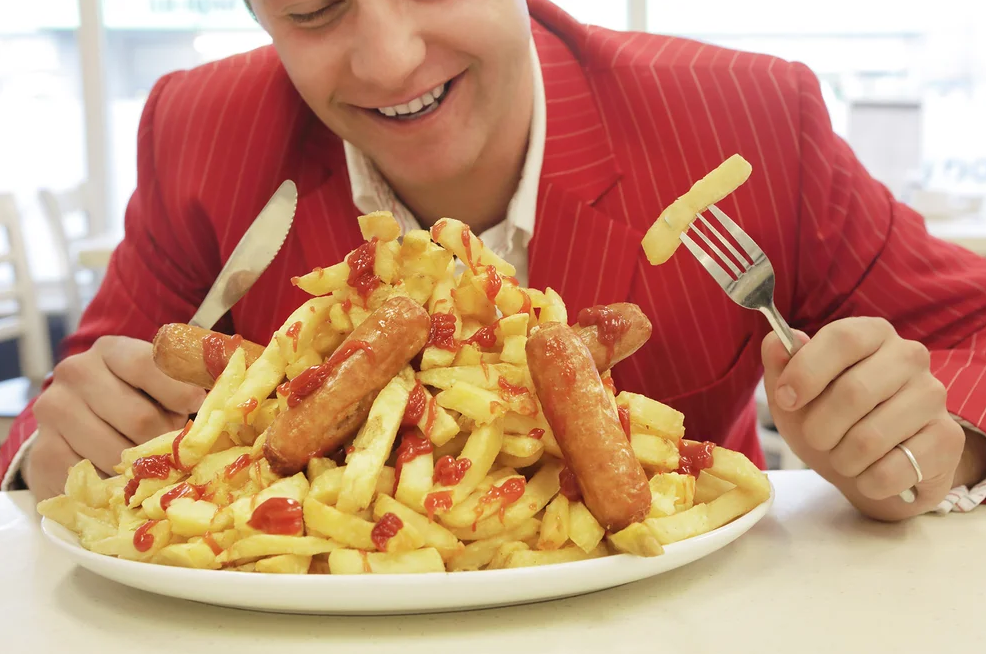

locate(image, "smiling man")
[[4, 0, 986, 522]]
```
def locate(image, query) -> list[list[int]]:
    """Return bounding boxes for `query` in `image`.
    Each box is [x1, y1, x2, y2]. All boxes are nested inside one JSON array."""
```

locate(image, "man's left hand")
[[761, 316, 978, 521]]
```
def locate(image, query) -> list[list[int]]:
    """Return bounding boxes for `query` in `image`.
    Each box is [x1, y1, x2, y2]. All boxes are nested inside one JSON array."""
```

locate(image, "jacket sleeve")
[[0, 70, 222, 485], [786, 63, 986, 505]]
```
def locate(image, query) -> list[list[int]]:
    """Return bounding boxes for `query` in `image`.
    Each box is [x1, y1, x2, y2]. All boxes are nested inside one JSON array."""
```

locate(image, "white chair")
[[0, 196, 54, 437], [38, 184, 93, 333]]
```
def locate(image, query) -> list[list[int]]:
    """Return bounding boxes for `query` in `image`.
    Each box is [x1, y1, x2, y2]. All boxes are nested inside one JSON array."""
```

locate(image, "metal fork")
[[679, 205, 918, 504]]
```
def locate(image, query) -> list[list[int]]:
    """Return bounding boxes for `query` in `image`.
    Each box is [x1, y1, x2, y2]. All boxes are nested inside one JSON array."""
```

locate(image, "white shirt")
[[4, 37, 984, 515]]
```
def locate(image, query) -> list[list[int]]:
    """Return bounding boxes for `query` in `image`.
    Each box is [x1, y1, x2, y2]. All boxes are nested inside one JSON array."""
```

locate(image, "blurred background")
[[0, 1, 984, 461]]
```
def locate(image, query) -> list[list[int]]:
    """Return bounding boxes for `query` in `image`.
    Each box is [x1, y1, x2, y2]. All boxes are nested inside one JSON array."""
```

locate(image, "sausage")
[[574, 302, 652, 372], [152, 324, 266, 389], [264, 295, 431, 476], [526, 321, 650, 532]]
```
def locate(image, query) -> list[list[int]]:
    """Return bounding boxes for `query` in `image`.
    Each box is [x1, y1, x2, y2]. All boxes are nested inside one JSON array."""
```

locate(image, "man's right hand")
[[25, 336, 206, 500]]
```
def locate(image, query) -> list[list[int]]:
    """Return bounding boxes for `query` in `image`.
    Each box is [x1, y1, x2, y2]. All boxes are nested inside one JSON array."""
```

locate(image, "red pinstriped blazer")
[[5, 0, 986, 482]]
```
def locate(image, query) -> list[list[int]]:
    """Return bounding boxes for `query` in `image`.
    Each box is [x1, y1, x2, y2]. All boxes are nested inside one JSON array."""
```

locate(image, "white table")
[[2, 471, 983, 653]]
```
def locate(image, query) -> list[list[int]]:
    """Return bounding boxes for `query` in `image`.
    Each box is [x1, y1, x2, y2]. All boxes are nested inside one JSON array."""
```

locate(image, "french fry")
[[417, 364, 530, 392], [451, 459, 562, 540], [694, 471, 735, 504], [337, 373, 413, 514], [487, 541, 530, 570], [504, 543, 607, 568], [328, 548, 446, 574], [255, 554, 312, 574], [446, 518, 541, 571], [617, 392, 685, 442], [642, 154, 753, 265], [426, 419, 504, 509], [703, 443, 771, 503], [645, 504, 710, 545], [302, 498, 375, 550], [373, 495, 463, 560], [309, 466, 395, 506], [435, 470, 521, 528], [649, 472, 696, 518], [608, 523, 664, 557], [217, 535, 342, 564], [430, 218, 515, 276], [630, 433, 680, 471], [153, 542, 221, 570], [497, 434, 544, 469], [357, 210, 401, 242], [568, 501, 606, 553], [537, 494, 570, 551]]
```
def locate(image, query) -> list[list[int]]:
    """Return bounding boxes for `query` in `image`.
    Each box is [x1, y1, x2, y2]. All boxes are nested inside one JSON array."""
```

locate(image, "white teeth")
[[376, 82, 448, 118]]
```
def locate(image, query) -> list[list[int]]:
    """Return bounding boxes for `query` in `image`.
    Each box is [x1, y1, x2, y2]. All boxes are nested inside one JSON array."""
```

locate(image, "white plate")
[[41, 483, 773, 615]]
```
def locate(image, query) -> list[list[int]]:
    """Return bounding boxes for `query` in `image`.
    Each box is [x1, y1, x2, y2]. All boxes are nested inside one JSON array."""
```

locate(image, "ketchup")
[[430, 220, 446, 243], [478, 477, 525, 523], [287, 340, 374, 407], [133, 520, 160, 553], [424, 396, 438, 440], [202, 532, 224, 556], [402, 382, 427, 426], [497, 377, 529, 399], [285, 321, 302, 352], [483, 265, 501, 302], [424, 491, 453, 522], [160, 482, 200, 512], [341, 298, 353, 314], [393, 430, 434, 494], [171, 420, 194, 472], [202, 334, 243, 380], [426, 312, 458, 352], [460, 226, 475, 271], [601, 376, 617, 395], [346, 237, 380, 299], [433, 456, 471, 486], [462, 323, 498, 349], [247, 497, 304, 535], [559, 466, 582, 502], [528, 428, 545, 440], [578, 305, 630, 365], [238, 397, 259, 419], [371, 512, 403, 552], [617, 405, 631, 439], [224, 453, 253, 480], [124, 454, 175, 505], [676, 441, 716, 477], [519, 291, 532, 315], [276, 381, 290, 397]]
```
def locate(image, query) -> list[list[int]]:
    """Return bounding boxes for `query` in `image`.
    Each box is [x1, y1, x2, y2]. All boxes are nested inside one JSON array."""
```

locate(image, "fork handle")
[[758, 303, 803, 357]]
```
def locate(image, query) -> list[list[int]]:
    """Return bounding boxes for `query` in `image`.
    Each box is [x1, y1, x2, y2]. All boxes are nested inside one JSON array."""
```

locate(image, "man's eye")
[[289, 2, 340, 25]]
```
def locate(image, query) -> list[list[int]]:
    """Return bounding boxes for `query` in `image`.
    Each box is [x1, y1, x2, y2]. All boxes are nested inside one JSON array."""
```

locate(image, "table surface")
[[3, 470, 983, 653]]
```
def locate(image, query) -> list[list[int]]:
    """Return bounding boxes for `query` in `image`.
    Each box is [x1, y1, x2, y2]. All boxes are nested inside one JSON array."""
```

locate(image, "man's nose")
[[348, 0, 426, 90]]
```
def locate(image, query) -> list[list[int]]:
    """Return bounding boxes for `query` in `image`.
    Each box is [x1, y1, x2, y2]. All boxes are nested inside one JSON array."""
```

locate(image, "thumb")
[[761, 330, 809, 417]]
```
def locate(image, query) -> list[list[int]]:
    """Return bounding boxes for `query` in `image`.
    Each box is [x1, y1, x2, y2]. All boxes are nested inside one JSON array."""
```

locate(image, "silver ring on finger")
[[895, 443, 923, 484]]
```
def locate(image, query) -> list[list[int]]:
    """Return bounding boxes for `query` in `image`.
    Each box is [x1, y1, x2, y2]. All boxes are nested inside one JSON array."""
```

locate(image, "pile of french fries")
[[38, 211, 770, 575]]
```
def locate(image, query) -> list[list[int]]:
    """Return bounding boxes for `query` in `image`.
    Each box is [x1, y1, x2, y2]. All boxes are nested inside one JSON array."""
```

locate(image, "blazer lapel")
[[528, 22, 642, 312]]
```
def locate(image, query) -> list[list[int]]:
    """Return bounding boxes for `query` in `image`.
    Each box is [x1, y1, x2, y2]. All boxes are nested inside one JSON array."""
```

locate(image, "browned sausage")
[[526, 321, 650, 532], [264, 295, 431, 476], [152, 324, 266, 389], [574, 302, 652, 372]]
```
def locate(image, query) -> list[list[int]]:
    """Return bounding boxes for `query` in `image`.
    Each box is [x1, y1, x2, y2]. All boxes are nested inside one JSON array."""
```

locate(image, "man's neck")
[[383, 63, 535, 234]]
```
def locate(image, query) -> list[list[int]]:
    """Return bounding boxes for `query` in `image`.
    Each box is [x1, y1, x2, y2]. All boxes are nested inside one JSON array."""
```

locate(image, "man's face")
[[253, 0, 532, 187]]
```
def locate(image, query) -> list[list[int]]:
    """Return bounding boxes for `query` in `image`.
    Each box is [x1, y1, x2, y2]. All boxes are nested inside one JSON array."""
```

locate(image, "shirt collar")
[[343, 37, 546, 245]]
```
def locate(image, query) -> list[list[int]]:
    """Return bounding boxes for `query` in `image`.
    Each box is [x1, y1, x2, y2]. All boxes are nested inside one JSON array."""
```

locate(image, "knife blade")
[[189, 179, 298, 330]]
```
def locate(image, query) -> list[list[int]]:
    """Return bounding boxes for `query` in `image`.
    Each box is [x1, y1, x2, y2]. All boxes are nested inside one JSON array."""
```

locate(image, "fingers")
[[827, 376, 943, 477], [74, 354, 188, 445], [799, 344, 918, 453], [97, 336, 206, 415], [25, 427, 82, 501], [773, 317, 896, 411], [855, 417, 965, 501], [32, 384, 133, 476]]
